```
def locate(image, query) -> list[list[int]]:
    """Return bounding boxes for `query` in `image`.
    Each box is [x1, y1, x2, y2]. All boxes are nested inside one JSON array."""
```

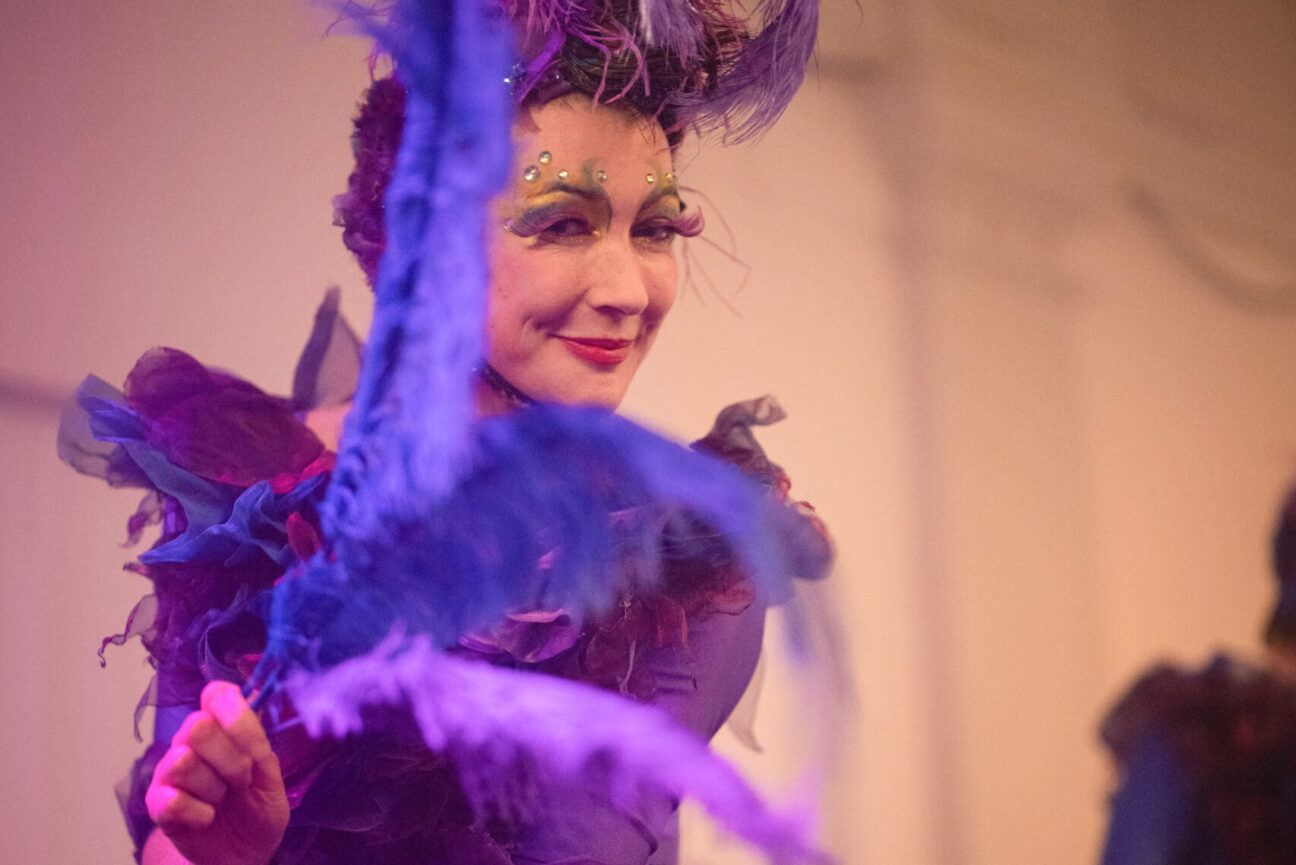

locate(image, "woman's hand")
[[144, 681, 290, 865]]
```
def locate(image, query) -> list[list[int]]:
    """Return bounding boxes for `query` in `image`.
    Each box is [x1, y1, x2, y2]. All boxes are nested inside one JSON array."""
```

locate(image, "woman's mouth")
[[556, 336, 633, 366]]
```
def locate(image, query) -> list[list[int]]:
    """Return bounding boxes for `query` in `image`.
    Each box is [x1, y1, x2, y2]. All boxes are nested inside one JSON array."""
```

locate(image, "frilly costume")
[[59, 0, 833, 862], [61, 300, 825, 862], [1099, 656, 1296, 865]]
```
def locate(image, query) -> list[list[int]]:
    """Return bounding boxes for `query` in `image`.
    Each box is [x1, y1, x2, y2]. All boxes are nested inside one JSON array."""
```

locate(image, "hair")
[[333, 0, 816, 284], [334, 76, 406, 288], [519, 0, 741, 142], [1265, 486, 1296, 647]]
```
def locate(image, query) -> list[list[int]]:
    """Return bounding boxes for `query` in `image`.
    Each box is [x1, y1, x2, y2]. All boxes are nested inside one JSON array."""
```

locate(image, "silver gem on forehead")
[[595, 170, 607, 184], [665, 173, 675, 184], [645, 172, 656, 184], [538, 151, 552, 165], [556, 169, 569, 180], [523, 165, 540, 182]]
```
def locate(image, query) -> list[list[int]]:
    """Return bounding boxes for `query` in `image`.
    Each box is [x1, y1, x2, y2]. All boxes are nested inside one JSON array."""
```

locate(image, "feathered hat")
[[334, 0, 818, 284]]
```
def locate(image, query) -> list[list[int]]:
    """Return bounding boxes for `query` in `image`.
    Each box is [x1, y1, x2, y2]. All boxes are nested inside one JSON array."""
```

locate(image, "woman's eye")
[[633, 222, 680, 244], [541, 217, 592, 239]]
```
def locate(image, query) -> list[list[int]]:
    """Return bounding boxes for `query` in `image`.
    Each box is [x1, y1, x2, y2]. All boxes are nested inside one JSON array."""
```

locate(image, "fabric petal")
[[292, 287, 363, 410], [124, 347, 326, 487]]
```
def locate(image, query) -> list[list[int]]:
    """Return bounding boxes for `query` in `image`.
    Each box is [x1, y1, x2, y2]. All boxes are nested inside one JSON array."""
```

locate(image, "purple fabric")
[[124, 347, 328, 491], [457, 608, 584, 663], [57, 375, 151, 489], [281, 605, 821, 865], [291, 287, 364, 409], [62, 331, 822, 863], [1100, 655, 1296, 865], [510, 591, 769, 864]]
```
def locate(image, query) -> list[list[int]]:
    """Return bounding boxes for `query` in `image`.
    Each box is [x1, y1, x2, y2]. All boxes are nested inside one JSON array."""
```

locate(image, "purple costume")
[[60, 302, 825, 863], [60, 1, 832, 861], [1100, 655, 1296, 865]]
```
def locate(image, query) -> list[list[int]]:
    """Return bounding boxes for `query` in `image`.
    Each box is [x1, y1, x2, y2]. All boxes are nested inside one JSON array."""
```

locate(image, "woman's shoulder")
[[1101, 654, 1296, 774], [58, 294, 358, 700], [59, 289, 359, 497], [690, 392, 830, 535]]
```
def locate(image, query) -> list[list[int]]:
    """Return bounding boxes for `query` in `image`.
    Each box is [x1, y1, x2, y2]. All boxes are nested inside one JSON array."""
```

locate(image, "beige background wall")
[[4, 1, 1296, 863]]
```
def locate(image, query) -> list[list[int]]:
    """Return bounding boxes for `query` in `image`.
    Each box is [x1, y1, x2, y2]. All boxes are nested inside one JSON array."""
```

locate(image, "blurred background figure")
[[1099, 488, 1296, 865]]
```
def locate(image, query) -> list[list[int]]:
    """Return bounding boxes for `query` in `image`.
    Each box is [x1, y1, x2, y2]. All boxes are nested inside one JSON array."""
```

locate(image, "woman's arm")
[[142, 682, 289, 865]]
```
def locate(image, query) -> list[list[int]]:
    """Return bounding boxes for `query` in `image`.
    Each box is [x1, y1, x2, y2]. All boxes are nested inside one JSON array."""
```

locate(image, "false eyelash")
[[670, 206, 705, 238], [503, 203, 584, 238]]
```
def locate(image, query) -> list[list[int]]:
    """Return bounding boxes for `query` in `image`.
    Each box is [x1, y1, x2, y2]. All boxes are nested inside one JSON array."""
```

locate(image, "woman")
[[61, 1, 829, 863], [1099, 487, 1296, 865]]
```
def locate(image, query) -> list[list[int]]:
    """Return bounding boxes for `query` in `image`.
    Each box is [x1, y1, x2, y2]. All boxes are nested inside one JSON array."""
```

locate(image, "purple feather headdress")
[[503, 0, 818, 141], [337, 0, 816, 138], [334, 0, 818, 284]]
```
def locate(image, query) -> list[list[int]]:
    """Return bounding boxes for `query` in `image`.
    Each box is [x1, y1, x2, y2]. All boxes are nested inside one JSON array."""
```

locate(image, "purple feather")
[[332, 78, 406, 287], [261, 402, 829, 670], [636, 0, 702, 57], [681, 0, 819, 142], [330, 0, 820, 143], [283, 633, 830, 865]]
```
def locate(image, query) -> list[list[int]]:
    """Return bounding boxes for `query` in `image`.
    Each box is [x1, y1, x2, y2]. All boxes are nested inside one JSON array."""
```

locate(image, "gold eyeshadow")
[[504, 200, 583, 237], [503, 155, 695, 241]]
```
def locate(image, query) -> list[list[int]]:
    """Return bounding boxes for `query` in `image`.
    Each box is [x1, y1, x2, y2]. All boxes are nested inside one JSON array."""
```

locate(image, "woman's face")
[[486, 95, 694, 409]]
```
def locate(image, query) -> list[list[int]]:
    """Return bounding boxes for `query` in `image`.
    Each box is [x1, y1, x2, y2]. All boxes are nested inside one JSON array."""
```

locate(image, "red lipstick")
[[557, 336, 633, 365]]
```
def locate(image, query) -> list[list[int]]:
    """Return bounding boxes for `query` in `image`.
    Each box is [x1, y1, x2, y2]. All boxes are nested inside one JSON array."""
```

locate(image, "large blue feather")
[[252, 0, 830, 860], [256, 0, 827, 686]]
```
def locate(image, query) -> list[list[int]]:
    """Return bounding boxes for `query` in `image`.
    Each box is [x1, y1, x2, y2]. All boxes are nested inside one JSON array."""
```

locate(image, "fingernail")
[[210, 681, 242, 723]]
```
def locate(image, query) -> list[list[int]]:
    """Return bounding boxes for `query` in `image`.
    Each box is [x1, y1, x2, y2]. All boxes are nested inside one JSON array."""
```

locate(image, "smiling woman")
[[487, 95, 697, 408], [56, 1, 832, 864]]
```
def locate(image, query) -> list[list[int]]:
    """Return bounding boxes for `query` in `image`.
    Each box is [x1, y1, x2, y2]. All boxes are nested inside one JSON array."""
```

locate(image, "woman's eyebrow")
[[638, 185, 684, 213], [528, 178, 612, 211], [519, 175, 682, 217]]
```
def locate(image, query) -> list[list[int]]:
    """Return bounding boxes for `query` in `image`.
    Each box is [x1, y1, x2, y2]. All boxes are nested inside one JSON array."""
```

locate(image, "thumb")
[[200, 682, 285, 795]]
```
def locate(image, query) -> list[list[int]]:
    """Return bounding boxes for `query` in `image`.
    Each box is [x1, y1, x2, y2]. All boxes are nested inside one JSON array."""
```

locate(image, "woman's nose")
[[584, 240, 649, 316]]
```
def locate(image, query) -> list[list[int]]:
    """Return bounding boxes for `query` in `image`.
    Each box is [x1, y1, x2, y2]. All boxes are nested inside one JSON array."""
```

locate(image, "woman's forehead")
[[511, 96, 670, 167]]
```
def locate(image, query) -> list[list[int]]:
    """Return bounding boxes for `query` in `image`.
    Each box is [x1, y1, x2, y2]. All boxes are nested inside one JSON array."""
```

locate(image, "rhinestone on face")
[[538, 151, 552, 165], [645, 173, 656, 184], [523, 165, 540, 182], [664, 173, 675, 185], [595, 170, 607, 184], [556, 169, 569, 180]]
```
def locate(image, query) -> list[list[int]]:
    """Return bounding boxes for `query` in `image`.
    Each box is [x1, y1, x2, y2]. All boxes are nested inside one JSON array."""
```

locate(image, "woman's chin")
[[531, 378, 627, 410], [496, 360, 636, 410], [543, 384, 625, 410]]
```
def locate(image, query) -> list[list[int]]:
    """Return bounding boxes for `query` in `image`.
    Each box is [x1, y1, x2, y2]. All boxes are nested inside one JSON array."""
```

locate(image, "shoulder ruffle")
[[1101, 655, 1296, 865], [1102, 656, 1296, 772], [691, 394, 831, 549]]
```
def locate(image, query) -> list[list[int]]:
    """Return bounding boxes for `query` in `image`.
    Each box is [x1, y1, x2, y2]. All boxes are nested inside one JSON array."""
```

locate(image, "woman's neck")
[[474, 364, 534, 416]]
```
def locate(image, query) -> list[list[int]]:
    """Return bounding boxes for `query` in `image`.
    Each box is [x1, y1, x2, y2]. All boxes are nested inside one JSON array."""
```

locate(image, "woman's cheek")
[[646, 254, 679, 322]]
